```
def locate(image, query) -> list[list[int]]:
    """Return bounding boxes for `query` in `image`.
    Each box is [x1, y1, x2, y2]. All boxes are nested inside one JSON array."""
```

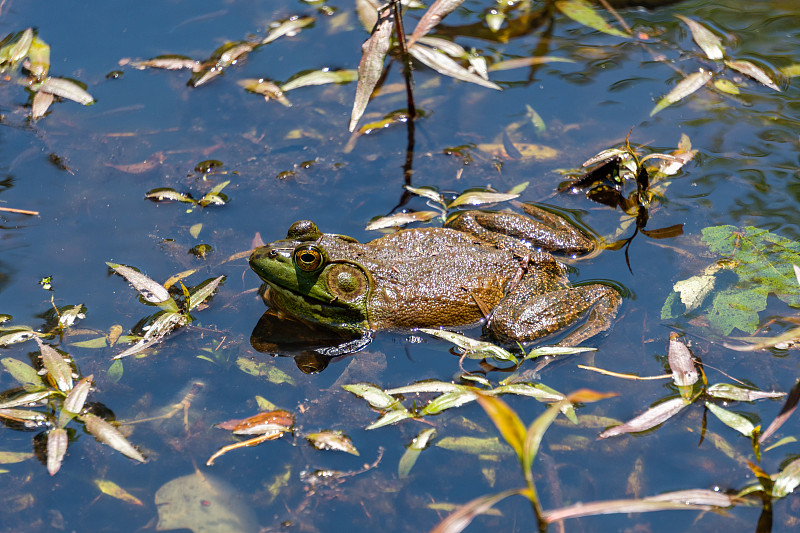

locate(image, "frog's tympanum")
[[249, 204, 621, 350]]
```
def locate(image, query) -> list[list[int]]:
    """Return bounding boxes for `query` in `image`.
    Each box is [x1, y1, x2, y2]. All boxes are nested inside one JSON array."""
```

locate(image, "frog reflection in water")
[[249, 204, 622, 351]]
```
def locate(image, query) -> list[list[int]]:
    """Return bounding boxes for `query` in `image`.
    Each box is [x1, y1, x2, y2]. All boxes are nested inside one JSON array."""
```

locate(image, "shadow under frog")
[[250, 204, 623, 371]]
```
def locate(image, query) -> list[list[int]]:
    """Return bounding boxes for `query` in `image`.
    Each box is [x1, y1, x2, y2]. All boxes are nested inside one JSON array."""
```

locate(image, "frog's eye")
[[293, 245, 325, 271]]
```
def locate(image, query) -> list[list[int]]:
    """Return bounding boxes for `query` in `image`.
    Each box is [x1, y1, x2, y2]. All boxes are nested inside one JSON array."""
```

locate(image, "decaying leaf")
[[667, 334, 698, 388], [448, 191, 518, 208], [407, 0, 464, 47], [129, 55, 201, 71], [46, 428, 68, 476], [81, 412, 146, 462], [31, 90, 54, 119], [62, 375, 92, 415], [155, 473, 258, 533], [106, 263, 173, 306], [650, 69, 713, 116], [37, 77, 94, 105], [488, 56, 574, 72], [349, 8, 394, 132], [306, 430, 360, 455], [725, 60, 780, 91], [707, 384, 785, 402], [261, 15, 315, 45], [217, 409, 294, 436], [238, 78, 291, 107], [676, 15, 724, 60], [365, 211, 440, 230]]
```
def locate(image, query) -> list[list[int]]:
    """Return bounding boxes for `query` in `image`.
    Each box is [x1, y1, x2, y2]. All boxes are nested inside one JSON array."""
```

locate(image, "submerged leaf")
[[365, 211, 440, 230], [81, 412, 146, 462], [1, 356, 45, 390], [667, 334, 698, 388], [398, 427, 437, 479], [306, 430, 360, 455], [650, 70, 712, 116], [366, 408, 413, 429], [725, 60, 780, 91], [46, 428, 68, 476], [350, 8, 394, 132], [599, 397, 690, 438], [238, 78, 291, 107], [676, 15, 724, 60], [95, 479, 143, 506], [342, 383, 402, 410]]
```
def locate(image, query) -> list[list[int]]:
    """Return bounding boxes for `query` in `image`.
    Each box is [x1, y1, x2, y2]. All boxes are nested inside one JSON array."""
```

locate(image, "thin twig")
[[0, 206, 39, 216]]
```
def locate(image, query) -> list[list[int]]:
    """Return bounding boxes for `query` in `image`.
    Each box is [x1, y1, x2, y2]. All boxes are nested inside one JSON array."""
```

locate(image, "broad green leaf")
[[555, 0, 629, 38], [650, 70, 712, 116], [599, 397, 690, 438], [365, 211, 440, 230], [676, 16, 724, 60], [398, 428, 436, 479], [38, 77, 94, 105], [774, 457, 800, 498], [431, 488, 528, 533], [47, 428, 68, 476], [95, 479, 143, 506], [81, 412, 146, 462], [725, 60, 780, 91], [475, 394, 526, 459], [705, 402, 755, 437], [350, 8, 394, 132], [1, 357, 45, 390], [707, 384, 785, 402], [306, 430, 359, 455], [342, 383, 402, 410], [366, 408, 413, 429], [281, 69, 357, 92], [421, 390, 478, 415], [187, 276, 225, 311], [409, 43, 501, 91], [35, 337, 73, 392]]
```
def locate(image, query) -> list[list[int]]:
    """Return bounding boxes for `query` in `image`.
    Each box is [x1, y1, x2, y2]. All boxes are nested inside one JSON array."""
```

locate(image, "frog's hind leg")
[[487, 284, 621, 347]]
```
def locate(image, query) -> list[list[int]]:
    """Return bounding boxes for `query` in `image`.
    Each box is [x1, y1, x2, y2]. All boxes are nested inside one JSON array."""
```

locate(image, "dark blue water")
[[1, 0, 799, 531]]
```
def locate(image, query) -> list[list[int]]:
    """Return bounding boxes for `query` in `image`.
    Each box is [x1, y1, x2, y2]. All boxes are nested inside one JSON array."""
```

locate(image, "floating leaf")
[[667, 334, 698, 388], [0, 451, 34, 464], [0, 390, 52, 409], [31, 90, 53, 119], [198, 180, 229, 207], [386, 381, 468, 395], [707, 384, 785, 402], [130, 55, 200, 71], [262, 15, 315, 45], [599, 397, 690, 438], [95, 479, 143, 506], [306, 430, 359, 455], [705, 402, 755, 437], [365, 211, 440, 230], [62, 375, 93, 418], [35, 337, 73, 392], [725, 60, 780, 91], [404, 185, 445, 205], [7, 28, 33, 64], [420, 329, 517, 364], [46, 428, 68, 476], [555, 0, 629, 38], [155, 473, 259, 533], [431, 488, 527, 533], [650, 69, 712, 116], [409, 43, 501, 90], [238, 78, 291, 107], [398, 428, 436, 479], [366, 408, 413, 429], [448, 191, 518, 208], [187, 276, 225, 311], [774, 457, 800, 498], [106, 263, 174, 307], [0, 328, 37, 347], [342, 383, 401, 410], [145, 188, 195, 203], [1, 357, 45, 390], [281, 68, 357, 92], [676, 15, 724, 60], [488, 56, 574, 72], [218, 409, 294, 435], [421, 390, 478, 415], [349, 8, 394, 132], [38, 77, 94, 105], [407, 0, 464, 46], [81, 412, 146, 462], [0, 408, 47, 424]]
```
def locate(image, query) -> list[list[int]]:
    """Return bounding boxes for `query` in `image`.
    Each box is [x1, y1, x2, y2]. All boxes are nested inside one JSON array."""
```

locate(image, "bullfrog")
[[249, 204, 621, 348]]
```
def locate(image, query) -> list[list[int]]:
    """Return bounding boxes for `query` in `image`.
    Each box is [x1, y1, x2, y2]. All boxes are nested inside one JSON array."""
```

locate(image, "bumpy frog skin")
[[249, 204, 621, 347]]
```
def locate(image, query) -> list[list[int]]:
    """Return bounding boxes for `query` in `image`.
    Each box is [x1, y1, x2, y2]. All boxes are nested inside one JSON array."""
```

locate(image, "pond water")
[[1, 0, 800, 531]]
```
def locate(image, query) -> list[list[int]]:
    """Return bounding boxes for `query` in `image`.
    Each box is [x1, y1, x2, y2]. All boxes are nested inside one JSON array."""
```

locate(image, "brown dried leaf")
[[349, 8, 394, 132], [668, 333, 698, 387], [365, 211, 440, 230], [47, 428, 68, 476], [409, 43, 501, 90], [407, 0, 465, 47], [81, 412, 146, 462], [217, 409, 294, 435], [306, 430, 360, 455]]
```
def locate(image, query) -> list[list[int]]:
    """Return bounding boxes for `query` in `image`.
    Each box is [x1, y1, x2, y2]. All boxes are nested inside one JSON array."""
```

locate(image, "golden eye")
[[293, 245, 324, 271]]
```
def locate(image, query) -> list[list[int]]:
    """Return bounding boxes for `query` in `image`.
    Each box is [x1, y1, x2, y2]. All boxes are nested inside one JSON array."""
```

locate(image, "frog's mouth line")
[[262, 283, 370, 331]]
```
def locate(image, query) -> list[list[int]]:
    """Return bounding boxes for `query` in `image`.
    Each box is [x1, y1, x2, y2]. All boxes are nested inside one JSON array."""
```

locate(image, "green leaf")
[[676, 15, 724, 60], [421, 390, 478, 415], [342, 383, 402, 409], [1, 357, 45, 390], [705, 402, 755, 437], [555, 0, 629, 38], [187, 276, 225, 311], [398, 428, 436, 479], [366, 408, 413, 429], [281, 69, 357, 92], [650, 70, 713, 116], [435, 436, 514, 456]]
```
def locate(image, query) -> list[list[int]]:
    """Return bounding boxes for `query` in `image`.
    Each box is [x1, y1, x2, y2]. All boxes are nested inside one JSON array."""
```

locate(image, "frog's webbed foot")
[[487, 284, 621, 347], [446, 204, 595, 256]]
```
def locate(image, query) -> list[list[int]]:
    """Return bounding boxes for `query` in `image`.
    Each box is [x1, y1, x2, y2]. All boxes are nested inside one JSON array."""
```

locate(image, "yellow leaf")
[[95, 479, 143, 506]]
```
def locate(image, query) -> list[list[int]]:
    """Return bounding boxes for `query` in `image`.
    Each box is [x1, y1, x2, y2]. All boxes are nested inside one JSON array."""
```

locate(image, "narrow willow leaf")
[[218, 410, 294, 435], [523, 401, 565, 481], [130, 55, 200, 71], [599, 397, 690, 438], [386, 381, 468, 395], [365, 211, 440, 230], [431, 488, 527, 533], [0, 328, 36, 347], [475, 394, 526, 459], [650, 69, 712, 116], [409, 43, 501, 91], [0, 408, 48, 424], [705, 402, 755, 436], [342, 383, 401, 410], [407, 0, 465, 46], [417, 36, 467, 59], [419, 329, 517, 364], [448, 191, 518, 208], [725, 60, 780, 91], [145, 188, 195, 204], [306, 430, 359, 455], [81, 412, 146, 462], [0, 390, 52, 409], [47, 428, 68, 476], [404, 185, 445, 205], [281, 69, 357, 92], [707, 383, 785, 402], [35, 337, 73, 392], [95, 479, 144, 506], [63, 375, 93, 415], [366, 408, 412, 429], [238, 78, 291, 107], [38, 77, 94, 105], [1, 357, 45, 390], [31, 90, 54, 119], [187, 276, 225, 311], [349, 8, 394, 132], [555, 0, 629, 38], [198, 180, 229, 207], [421, 390, 478, 415], [760, 379, 800, 443], [524, 345, 595, 360], [398, 428, 436, 479], [667, 334, 698, 387], [262, 15, 314, 45], [676, 15, 724, 60], [773, 457, 800, 498], [106, 263, 172, 305], [490, 383, 565, 403], [488, 56, 574, 72], [112, 336, 160, 360], [543, 489, 732, 522]]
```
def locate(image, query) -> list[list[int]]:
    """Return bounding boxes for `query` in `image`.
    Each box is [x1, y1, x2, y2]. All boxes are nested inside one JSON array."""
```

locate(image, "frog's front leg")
[[487, 283, 621, 347], [445, 204, 595, 256]]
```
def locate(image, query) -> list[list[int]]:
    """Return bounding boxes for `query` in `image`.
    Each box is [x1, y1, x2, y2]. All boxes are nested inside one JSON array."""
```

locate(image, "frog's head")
[[249, 221, 372, 332]]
